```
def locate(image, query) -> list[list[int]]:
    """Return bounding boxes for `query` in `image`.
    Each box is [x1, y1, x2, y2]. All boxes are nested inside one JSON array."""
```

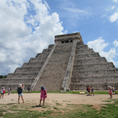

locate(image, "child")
[[108, 87, 112, 99], [39, 86, 47, 106], [17, 84, 24, 104]]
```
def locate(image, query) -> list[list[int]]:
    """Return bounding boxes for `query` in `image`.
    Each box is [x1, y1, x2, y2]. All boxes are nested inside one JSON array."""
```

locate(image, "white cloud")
[[108, 0, 118, 22], [0, 0, 64, 75], [109, 12, 118, 22], [114, 40, 118, 47], [63, 7, 88, 14], [87, 37, 118, 67], [113, 0, 118, 3]]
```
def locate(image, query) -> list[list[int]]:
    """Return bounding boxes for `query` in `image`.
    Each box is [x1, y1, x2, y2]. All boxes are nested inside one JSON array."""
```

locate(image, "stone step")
[[22, 63, 43, 68], [72, 70, 116, 77], [0, 84, 31, 90], [7, 73, 36, 78], [75, 49, 97, 54], [75, 53, 100, 58], [74, 59, 108, 65], [16, 67, 41, 71], [8, 75, 36, 80], [70, 82, 118, 90], [33, 43, 72, 91], [71, 77, 118, 83], [73, 68, 115, 73], [76, 44, 88, 48], [75, 56, 108, 61], [48, 44, 54, 49], [72, 72, 118, 78], [73, 63, 115, 71], [14, 71, 39, 74], [75, 57, 107, 61], [71, 74, 118, 81], [29, 57, 47, 63], [0, 78, 33, 84], [76, 48, 93, 53]]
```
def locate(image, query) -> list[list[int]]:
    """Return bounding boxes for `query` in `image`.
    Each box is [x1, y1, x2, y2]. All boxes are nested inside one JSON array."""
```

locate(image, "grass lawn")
[[10, 90, 118, 94], [0, 98, 118, 118]]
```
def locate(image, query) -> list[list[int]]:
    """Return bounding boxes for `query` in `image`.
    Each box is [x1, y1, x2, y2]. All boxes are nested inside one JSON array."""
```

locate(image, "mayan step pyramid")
[[0, 32, 118, 91]]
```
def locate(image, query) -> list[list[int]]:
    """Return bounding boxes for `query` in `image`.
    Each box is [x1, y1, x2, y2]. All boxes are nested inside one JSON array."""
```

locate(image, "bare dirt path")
[[0, 93, 118, 106]]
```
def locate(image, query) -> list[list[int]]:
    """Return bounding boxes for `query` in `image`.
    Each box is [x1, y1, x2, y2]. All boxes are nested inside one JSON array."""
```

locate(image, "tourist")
[[86, 86, 91, 96], [91, 87, 94, 96], [108, 86, 112, 99], [27, 86, 31, 93], [39, 86, 47, 106], [112, 87, 115, 95], [17, 84, 24, 104], [8, 87, 11, 95], [0, 87, 5, 99]]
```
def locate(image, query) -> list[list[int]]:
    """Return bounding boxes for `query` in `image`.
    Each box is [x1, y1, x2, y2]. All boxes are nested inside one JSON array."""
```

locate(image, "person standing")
[[0, 88, 4, 99], [86, 86, 91, 96], [39, 86, 47, 106], [108, 86, 113, 99], [17, 84, 24, 104], [8, 87, 11, 95], [91, 87, 94, 96]]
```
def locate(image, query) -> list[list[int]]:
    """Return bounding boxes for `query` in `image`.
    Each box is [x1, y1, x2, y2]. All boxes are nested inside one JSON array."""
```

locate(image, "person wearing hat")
[[17, 84, 24, 104]]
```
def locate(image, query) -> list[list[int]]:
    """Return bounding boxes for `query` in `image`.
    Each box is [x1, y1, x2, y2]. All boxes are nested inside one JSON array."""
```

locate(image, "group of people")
[[17, 84, 47, 106], [0, 87, 6, 99], [0, 84, 116, 106], [108, 86, 115, 99], [0, 87, 12, 99], [0, 84, 47, 106], [86, 85, 115, 99], [86, 86, 94, 96]]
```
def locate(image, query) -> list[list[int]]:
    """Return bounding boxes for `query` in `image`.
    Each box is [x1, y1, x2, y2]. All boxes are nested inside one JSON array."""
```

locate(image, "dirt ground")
[[0, 93, 118, 106]]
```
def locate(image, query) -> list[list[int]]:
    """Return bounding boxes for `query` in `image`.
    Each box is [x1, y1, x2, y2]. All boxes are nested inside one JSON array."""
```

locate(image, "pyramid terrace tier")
[[70, 82, 118, 90], [71, 76, 118, 82], [7, 73, 37, 79]]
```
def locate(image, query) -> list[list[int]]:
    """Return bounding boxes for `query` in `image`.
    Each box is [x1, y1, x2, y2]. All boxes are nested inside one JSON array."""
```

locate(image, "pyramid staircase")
[[0, 33, 118, 91]]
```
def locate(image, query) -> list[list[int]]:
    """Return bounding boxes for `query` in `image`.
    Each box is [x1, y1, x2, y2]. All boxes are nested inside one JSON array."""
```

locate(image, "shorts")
[[18, 93, 23, 96]]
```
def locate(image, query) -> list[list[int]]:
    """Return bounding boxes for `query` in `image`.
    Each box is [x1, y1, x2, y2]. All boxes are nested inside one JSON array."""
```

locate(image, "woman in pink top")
[[108, 87, 112, 99], [39, 86, 47, 106]]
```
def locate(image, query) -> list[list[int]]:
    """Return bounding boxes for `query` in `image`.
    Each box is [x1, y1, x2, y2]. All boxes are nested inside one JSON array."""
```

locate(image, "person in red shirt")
[[0, 87, 5, 99], [86, 86, 91, 96], [108, 87, 112, 99], [39, 86, 47, 106]]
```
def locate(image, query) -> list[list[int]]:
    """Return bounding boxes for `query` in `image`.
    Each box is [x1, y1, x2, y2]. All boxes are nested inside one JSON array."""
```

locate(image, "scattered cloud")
[[87, 37, 118, 67], [109, 0, 118, 23], [63, 8, 88, 14], [0, 0, 64, 75], [114, 40, 118, 47], [113, 0, 118, 3], [109, 11, 118, 22]]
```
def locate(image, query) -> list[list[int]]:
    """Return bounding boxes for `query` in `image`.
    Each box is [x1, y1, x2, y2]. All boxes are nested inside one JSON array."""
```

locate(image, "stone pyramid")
[[0, 33, 118, 91]]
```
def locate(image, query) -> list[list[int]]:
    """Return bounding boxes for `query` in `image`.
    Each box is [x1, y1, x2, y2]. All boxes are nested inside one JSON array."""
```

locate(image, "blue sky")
[[0, 0, 118, 75], [46, 0, 118, 43]]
